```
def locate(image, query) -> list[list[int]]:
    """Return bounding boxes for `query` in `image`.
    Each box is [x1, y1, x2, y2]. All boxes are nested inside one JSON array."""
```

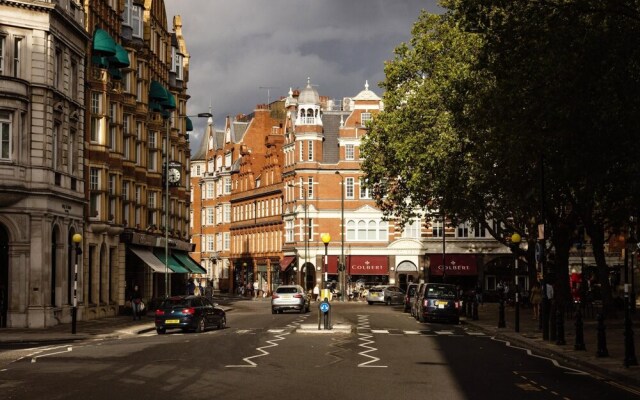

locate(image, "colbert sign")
[[349, 256, 388, 275], [429, 254, 477, 276]]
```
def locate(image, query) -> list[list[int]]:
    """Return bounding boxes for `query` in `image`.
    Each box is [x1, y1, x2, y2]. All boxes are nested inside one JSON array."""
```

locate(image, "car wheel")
[[156, 328, 166, 335], [217, 316, 226, 329], [385, 297, 391, 306], [195, 318, 205, 333], [272, 308, 277, 314], [419, 313, 426, 323], [367, 301, 373, 305]]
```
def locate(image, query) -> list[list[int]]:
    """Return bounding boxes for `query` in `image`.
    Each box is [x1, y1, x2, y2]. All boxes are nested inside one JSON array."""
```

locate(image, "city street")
[[0, 300, 638, 400]]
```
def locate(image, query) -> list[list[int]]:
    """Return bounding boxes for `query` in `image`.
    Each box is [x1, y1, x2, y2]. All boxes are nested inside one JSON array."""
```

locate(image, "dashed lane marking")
[[225, 332, 289, 368]]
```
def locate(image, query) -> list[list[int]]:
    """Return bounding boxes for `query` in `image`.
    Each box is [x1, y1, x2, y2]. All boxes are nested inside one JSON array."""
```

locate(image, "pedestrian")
[[254, 279, 260, 299], [475, 281, 483, 306], [313, 284, 320, 302], [530, 282, 542, 320], [186, 278, 196, 295], [130, 285, 142, 321]]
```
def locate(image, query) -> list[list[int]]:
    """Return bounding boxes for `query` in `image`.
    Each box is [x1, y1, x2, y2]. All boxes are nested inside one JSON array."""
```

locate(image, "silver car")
[[271, 285, 310, 314], [366, 285, 405, 305]]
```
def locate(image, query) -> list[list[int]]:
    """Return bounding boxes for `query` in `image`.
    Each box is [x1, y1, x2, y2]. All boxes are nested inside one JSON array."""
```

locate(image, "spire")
[[365, 80, 369, 91]]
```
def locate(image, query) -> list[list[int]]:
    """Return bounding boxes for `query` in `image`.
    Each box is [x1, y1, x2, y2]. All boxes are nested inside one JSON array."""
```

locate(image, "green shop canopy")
[[186, 117, 194, 131], [108, 44, 130, 68], [174, 252, 206, 274], [162, 91, 176, 110], [149, 80, 168, 102], [93, 28, 116, 56], [153, 248, 189, 273]]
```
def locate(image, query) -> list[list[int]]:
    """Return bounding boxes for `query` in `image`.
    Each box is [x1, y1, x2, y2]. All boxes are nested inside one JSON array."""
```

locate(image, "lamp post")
[[321, 233, 331, 294], [441, 211, 446, 283], [511, 233, 522, 332], [625, 217, 638, 367], [335, 171, 345, 301], [71, 233, 82, 334]]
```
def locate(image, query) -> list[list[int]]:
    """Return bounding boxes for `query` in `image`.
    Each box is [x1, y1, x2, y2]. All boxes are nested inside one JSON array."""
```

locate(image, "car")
[[271, 285, 310, 314], [404, 283, 419, 313], [154, 295, 226, 334], [415, 283, 461, 324], [366, 285, 405, 305]]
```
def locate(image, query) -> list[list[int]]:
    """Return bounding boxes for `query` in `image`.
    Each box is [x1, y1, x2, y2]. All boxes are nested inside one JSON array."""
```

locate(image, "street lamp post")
[[442, 211, 446, 283], [289, 182, 309, 289], [321, 233, 331, 296], [335, 171, 345, 301], [71, 233, 82, 334], [511, 233, 522, 332]]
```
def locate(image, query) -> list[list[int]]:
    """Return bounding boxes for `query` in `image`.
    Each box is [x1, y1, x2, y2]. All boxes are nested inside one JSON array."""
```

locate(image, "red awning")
[[280, 256, 296, 272], [429, 254, 478, 276], [348, 255, 388, 275]]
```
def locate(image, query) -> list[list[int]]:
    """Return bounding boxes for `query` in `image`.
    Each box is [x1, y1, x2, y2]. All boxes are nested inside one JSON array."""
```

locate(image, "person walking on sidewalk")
[[313, 284, 320, 302], [530, 282, 542, 320], [130, 285, 143, 321]]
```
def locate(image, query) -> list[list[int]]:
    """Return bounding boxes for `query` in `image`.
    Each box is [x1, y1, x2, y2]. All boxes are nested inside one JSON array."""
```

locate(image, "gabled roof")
[[353, 80, 381, 101]]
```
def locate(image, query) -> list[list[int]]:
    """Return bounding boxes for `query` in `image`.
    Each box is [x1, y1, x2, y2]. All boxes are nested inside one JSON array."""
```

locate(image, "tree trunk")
[[587, 222, 614, 317]]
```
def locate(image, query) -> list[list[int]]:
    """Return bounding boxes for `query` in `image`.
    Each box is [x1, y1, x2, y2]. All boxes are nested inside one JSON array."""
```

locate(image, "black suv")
[[415, 283, 461, 324]]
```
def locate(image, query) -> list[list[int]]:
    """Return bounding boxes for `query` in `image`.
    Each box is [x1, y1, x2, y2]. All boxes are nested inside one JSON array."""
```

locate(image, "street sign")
[[320, 302, 330, 313]]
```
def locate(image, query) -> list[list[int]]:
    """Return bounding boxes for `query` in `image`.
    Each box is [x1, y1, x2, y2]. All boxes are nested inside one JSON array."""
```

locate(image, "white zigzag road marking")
[[226, 332, 289, 368], [356, 315, 387, 368]]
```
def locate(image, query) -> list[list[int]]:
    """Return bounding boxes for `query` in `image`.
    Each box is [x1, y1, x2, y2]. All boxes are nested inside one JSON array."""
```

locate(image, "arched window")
[[347, 220, 356, 240], [357, 221, 366, 240], [367, 220, 376, 240], [379, 221, 388, 241]]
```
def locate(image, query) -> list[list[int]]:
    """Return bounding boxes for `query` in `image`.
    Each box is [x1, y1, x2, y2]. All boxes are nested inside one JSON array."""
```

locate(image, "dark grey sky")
[[163, 0, 441, 149]]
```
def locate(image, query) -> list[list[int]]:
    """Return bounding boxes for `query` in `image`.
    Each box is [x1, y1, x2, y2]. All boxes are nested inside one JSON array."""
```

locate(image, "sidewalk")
[[462, 301, 640, 390]]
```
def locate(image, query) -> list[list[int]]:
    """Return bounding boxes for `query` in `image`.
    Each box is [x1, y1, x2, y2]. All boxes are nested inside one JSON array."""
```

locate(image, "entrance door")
[[0, 225, 8, 327]]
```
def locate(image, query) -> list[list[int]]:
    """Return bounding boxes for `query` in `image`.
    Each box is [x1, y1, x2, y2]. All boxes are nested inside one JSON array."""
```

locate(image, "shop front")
[[348, 255, 390, 289], [428, 254, 478, 291]]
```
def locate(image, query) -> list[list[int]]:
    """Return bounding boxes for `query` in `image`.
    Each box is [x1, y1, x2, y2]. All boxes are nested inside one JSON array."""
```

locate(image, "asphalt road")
[[0, 300, 638, 400]]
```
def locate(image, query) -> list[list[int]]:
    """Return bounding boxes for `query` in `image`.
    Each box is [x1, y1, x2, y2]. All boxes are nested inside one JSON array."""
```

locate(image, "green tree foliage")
[[362, 1, 640, 308]]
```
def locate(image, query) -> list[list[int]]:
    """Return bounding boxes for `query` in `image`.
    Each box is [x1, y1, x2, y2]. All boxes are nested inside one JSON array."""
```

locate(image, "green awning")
[[186, 117, 194, 131], [93, 28, 116, 56], [174, 252, 206, 274], [162, 91, 176, 110], [153, 248, 189, 273], [149, 80, 168, 102], [109, 44, 130, 68], [149, 101, 163, 112]]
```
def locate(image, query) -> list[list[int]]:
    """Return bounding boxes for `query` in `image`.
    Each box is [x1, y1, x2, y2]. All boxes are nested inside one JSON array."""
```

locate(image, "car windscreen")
[[425, 286, 457, 299], [276, 287, 298, 294], [369, 287, 385, 293]]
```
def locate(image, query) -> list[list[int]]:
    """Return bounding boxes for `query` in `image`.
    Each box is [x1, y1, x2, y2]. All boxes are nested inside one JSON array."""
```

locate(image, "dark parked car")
[[404, 283, 419, 313], [154, 295, 226, 334], [415, 283, 461, 324]]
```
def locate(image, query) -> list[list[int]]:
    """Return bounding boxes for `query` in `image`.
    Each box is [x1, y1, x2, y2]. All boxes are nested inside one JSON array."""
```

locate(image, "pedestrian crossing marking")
[[371, 330, 388, 334], [435, 331, 454, 335], [268, 329, 284, 333], [404, 331, 420, 335]]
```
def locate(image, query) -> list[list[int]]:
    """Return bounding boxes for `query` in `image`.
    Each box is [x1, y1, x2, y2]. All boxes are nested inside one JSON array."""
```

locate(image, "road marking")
[[371, 329, 388, 334], [404, 330, 420, 335], [357, 315, 387, 368], [492, 337, 589, 375], [225, 332, 289, 368], [268, 329, 284, 333], [31, 346, 72, 363], [467, 332, 485, 336], [435, 331, 454, 335]]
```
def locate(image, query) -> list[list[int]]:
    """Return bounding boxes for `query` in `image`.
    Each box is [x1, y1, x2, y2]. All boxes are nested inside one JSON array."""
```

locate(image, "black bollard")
[[472, 299, 479, 320], [574, 309, 586, 351], [624, 288, 638, 367], [549, 301, 557, 342], [498, 298, 506, 328], [596, 313, 609, 357], [556, 305, 566, 345]]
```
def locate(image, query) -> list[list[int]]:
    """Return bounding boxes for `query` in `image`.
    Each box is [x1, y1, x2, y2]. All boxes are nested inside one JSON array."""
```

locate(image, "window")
[[53, 47, 61, 87], [131, 5, 142, 38], [0, 37, 4, 74], [307, 140, 313, 161], [148, 131, 157, 171], [122, 0, 130, 25], [285, 220, 294, 242], [172, 48, 183, 80], [299, 141, 304, 161], [223, 232, 230, 250], [359, 178, 370, 199], [70, 61, 77, 99], [307, 177, 314, 199], [216, 233, 222, 251], [52, 123, 61, 170], [345, 143, 354, 160], [402, 219, 421, 239], [223, 204, 231, 222], [90, 92, 102, 143], [195, 165, 201, 176], [361, 112, 372, 125], [224, 177, 231, 194], [13, 38, 22, 78], [456, 222, 470, 238], [0, 111, 9, 160], [207, 235, 214, 252], [206, 182, 214, 198], [346, 219, 388, 242], [432, 219, 443, 238], [224, 152, 232, 167], [206, 208, 214, 225], [345, 177, 354, 199], [69, 128, 77, 173], [89, 168, 101, 217], [473, 222, 487, 238]]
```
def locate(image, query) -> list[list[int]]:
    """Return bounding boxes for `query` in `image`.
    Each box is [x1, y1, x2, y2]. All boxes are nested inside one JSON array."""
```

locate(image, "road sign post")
[[318, 299, 331, 330]]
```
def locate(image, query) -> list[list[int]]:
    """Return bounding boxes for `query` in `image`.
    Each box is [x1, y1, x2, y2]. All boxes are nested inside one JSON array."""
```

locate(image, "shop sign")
[[348, 256, 388, 275], [429, 254, 477, 276]]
